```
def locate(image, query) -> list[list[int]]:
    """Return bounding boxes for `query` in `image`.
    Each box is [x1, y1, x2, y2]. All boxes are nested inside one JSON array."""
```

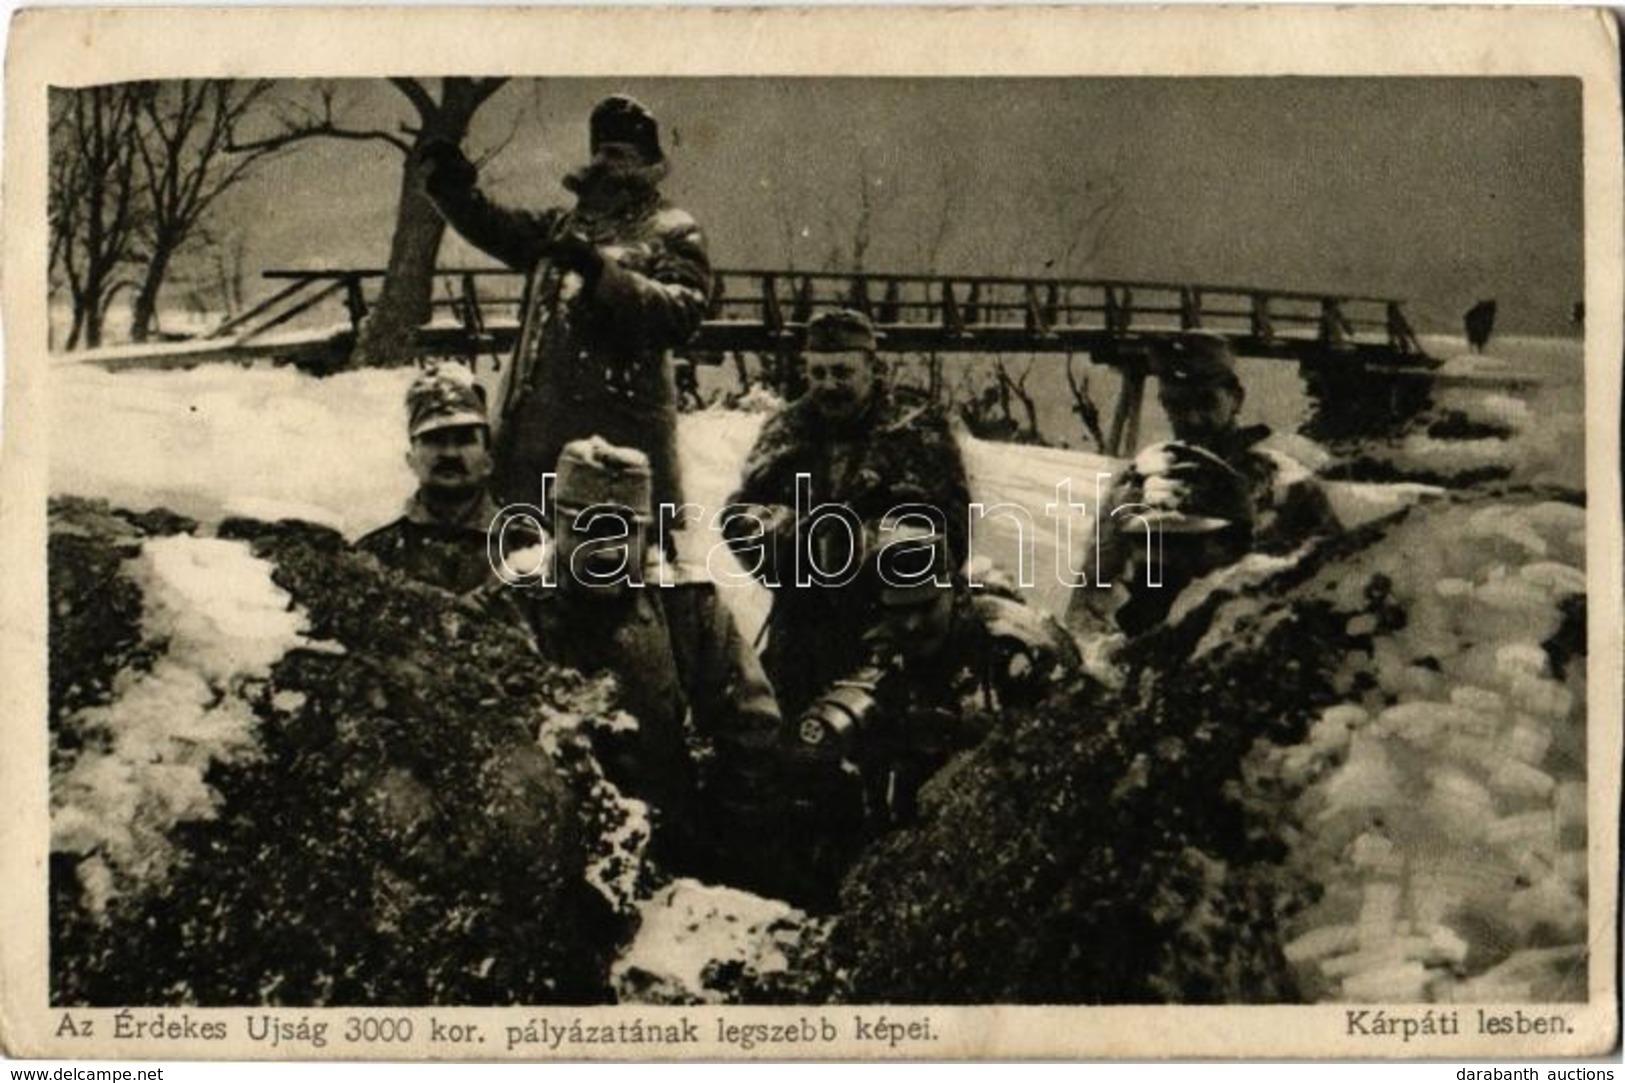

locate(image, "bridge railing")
[[705, 269, 1423, 357], [217, 266, 1426, 364]]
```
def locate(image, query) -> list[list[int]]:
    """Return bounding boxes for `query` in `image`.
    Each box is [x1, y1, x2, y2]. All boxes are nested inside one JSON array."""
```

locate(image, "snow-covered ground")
[[43, 337, 1585, 674], [611, 879, 806, 1003], [43, 339, 1594, 1005], [51, 359, 415, 532], [48, 347, 1498, 632], [1262, 499, 1589, 1001]]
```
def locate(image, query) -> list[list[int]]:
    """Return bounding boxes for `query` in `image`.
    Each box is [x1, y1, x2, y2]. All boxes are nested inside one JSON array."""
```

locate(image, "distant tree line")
[[49, 78, 510, 360], [49, 81, 287, 349]]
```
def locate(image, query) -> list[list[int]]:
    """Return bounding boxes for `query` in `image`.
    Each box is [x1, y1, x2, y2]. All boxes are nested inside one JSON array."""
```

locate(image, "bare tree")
[[169, 226, 250, 327], [765, 177, 804, 274], [126, 80, 287, 342], [230, 78, 511, 366], [52, 80, 317, 347], [210, 228, 251, 320], [910, 154, 963, 274], [993, 357, 1042, 443], [1064, 353, 1107, 451], [49, 86, 145, 349]]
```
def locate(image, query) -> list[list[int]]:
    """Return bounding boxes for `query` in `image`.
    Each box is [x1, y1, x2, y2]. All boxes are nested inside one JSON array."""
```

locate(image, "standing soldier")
[[526, 437, 783, 882], [356, 362, 536, 594], [418, 95, 710, 521], [722, 309, 972, 718]]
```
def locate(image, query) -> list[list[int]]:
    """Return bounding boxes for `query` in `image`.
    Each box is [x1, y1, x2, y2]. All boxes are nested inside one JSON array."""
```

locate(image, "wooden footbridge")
[[203, 264, 1429, 365], [144, 264, 1434, 453]]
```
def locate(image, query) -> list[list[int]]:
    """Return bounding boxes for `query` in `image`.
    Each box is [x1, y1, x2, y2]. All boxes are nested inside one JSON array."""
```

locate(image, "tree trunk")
[[82, 302, 104, 349], [129, 245, 173, 343], [78, 264, 107, 348], [350, 152, 447, 367], [345, 79, 507, 368]]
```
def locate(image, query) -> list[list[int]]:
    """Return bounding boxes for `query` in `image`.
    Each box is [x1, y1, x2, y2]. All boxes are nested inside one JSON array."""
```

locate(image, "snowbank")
[[1264, 499, 1588, 1002], [1369, 338, 1584, 490], [52, 534, 313, 914], [44, 343, 1594, 1005], [827, 490, 1589, 1004], [50, 511, 612, 1004], [50, 361, 416, 535]]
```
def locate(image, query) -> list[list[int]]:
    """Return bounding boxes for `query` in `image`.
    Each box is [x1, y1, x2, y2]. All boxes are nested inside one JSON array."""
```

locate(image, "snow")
[[141, 537, 313, 675], [42, 335, 1594, 1002], [51, 356, 1459, 633], [52, 536, 314, 913], [1371, 339, 1585, 491], [532, 678, 650, 915], [1260, 499, 1588, 1002], [611, 878, 805, 1003], [51, 361, 415, 534]]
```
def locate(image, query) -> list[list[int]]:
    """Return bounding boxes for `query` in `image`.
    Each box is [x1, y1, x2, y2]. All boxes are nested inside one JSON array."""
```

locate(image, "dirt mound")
[[825, 493, 1587, 1003], [50, 504, 621, 1005]]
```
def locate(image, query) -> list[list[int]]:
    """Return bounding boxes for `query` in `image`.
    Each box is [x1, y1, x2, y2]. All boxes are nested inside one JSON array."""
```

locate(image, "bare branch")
[[994, 357, 1042, 442], [1064, 355, 1107, 451], [228, 123, 411, 156], [473, 101, 525, 169], [466, 77, 509, 111], [388, 77, 438, 121]]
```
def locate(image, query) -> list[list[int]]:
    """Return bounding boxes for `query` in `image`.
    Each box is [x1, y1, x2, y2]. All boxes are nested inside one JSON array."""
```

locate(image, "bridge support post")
[[1180, 287, 1203, 330], [1250, 294, 1274, 342], [343, 274, 368, 332], [1105, 364, 1147, 457]]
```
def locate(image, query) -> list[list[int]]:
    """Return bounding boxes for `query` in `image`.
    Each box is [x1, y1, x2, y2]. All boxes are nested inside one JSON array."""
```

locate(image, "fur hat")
[[589, 95, 663, 165], [553, 436, 654, 523]]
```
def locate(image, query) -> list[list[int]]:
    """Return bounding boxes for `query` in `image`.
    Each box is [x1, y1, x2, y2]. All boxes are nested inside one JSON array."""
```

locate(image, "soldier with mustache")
[[418, 95, 710, 525], [356, 362, 538, 594]]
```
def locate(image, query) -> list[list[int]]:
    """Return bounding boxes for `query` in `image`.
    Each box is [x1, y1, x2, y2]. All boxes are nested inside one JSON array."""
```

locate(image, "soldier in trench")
[[356, 362, 538, 595], [521, 437, 784, 886]]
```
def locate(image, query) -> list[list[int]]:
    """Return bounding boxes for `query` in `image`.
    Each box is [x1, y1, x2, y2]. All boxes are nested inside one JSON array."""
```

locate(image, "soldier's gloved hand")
[[551, 230, 606, 285], [417, 138, 477, 198], [1141, 472, 1193, 510]]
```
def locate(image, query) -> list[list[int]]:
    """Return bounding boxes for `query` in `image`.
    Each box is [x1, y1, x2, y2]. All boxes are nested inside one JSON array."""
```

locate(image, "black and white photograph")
[[2, 5, 1619, 1062]]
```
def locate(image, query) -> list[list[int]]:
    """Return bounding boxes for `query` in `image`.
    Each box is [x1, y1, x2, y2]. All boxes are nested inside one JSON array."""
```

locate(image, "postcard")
[[2, 5, 1619, 1061]]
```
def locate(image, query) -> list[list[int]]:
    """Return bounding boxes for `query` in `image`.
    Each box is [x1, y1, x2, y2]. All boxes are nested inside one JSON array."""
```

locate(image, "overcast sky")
[[220, 77, 1582, 335]]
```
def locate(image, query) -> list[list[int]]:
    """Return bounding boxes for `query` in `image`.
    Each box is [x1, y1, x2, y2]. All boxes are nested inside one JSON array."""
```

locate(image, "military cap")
[[1125, 441, 1254, 536], [590, 95, 664, 165], [554, 436, 655, 523], [805, 309, 879, 354], [406, 362, 487, 437], [1158, 333, 1241, 389]]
